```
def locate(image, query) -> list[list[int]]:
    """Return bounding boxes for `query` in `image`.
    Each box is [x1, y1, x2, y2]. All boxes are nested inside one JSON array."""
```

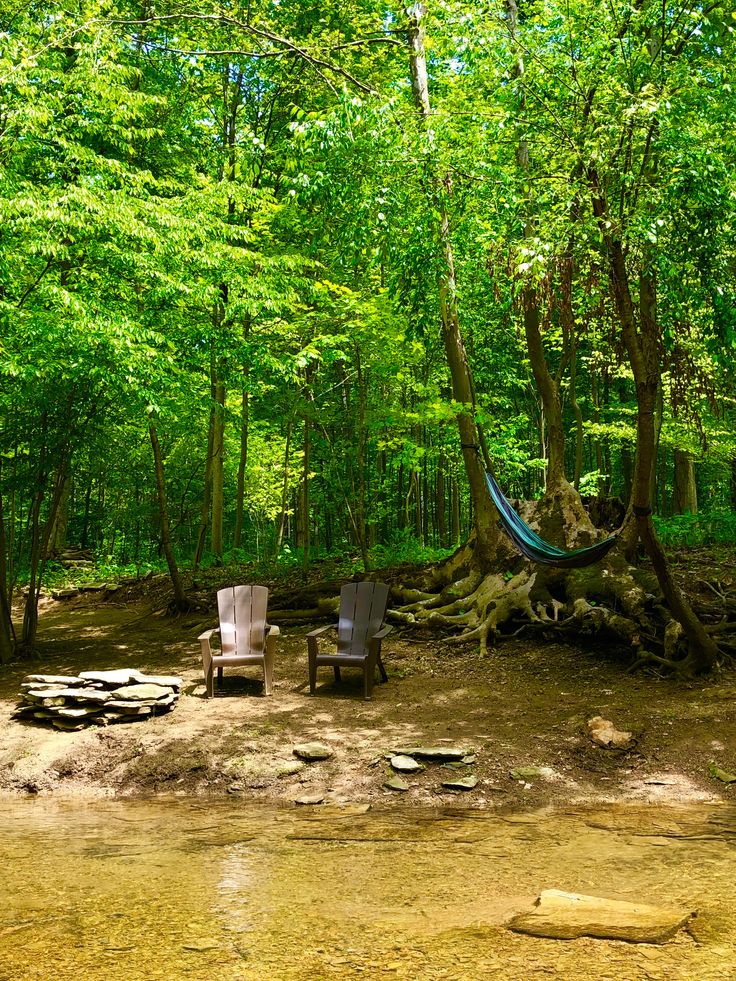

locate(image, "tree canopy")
[[1, 1, 735, 668]]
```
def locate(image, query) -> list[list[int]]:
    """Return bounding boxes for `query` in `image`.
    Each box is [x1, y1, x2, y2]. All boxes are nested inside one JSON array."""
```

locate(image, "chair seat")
[[211, 652, 266, 667], [313, 652, 370, 668]]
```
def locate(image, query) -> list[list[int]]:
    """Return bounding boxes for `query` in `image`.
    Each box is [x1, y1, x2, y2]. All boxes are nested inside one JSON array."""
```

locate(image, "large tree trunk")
[[590, 172, 718, 672]]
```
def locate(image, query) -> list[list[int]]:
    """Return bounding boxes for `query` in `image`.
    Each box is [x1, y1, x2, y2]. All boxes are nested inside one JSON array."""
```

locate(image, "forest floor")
[[1, 552, 735, 809]]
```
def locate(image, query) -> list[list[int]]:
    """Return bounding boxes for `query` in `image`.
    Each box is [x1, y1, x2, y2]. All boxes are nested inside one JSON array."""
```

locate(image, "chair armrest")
[[306, 624, 336, 639], [198, 627, 220, 643], [371, 624, 393, 641], [266, 624, 280, 637]]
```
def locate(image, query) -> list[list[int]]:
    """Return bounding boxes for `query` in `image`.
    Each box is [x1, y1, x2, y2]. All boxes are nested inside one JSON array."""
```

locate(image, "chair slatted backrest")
[[337, 582, 390, 654], [217, 585, 269, 656]]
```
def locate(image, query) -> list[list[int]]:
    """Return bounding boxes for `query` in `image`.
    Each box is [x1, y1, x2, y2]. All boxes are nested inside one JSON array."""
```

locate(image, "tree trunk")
[[673, 450, 698, 515], [451, 477, 461, 543], [0, 466, 14, 663], [48, 473, 72, 556], [149, 422, 188, 611], [437, 452, 448, 547], [193, 397, 215, 571], [590, 170, 717, 672], [275, 422, 293, 554], [234, 314, 251, 549], [301, 413, 310, 572], [210, 373, 225, 563], [407, 5, 499, 566]]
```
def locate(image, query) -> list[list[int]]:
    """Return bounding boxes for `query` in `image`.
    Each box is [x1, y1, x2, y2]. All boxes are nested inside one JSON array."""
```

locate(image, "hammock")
[[485, 471, 620, 570]]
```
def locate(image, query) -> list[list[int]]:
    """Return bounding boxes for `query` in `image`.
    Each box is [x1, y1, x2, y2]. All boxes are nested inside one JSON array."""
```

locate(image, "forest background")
[[1, 0, 735, 668]]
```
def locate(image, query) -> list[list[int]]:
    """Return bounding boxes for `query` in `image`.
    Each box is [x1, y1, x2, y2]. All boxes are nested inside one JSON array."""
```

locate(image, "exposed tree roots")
[[393, 481, 727, 676]]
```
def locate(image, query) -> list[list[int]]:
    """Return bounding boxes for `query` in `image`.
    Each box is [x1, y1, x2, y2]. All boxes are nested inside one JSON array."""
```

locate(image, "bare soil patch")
[[1, 586, 735, 808]]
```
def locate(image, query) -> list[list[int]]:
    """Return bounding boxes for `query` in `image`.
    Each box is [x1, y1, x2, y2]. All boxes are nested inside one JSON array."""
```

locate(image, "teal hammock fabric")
[[485, 471, 620, 569]]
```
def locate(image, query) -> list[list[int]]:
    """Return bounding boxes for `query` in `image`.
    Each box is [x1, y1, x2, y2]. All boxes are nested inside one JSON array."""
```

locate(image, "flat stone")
[[441, 775, 478, 791], [276, 760, 306, 777], [52, 588, 79, 600], [130, 671, 184, 690], [24, 675, 83, 686], [383, 775, 410, 792], [507, 889, 695, 943], [105, 708, 152, 721], [394, 745, 470, 761], [293, 743, 333, 762], [104, 701, 157, 714], [51, 719, 85, 731], [510, 766, 544, 782], [26, 687, 113, 705], [295, 794, 325, 805], [57, 707, 103, 719], [109, 684, 175, 701], [80, 670, 140, 687], [390, 755, 424, 774], [25, 693, 68, 707]]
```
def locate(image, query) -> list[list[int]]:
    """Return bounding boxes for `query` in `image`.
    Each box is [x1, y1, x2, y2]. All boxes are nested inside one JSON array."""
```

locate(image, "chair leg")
[[217, 666, 224, 688], [333, 666, 341, 683], [263, 652, 274, 696], [364, 663, 374, 700], [377, 652, 388, 683], [205, 662, 215, 698], [309, 653, 317, 694]]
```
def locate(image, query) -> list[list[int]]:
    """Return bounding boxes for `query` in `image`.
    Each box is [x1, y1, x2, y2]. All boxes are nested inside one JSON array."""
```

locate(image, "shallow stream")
[[0, 798, 734, 980]]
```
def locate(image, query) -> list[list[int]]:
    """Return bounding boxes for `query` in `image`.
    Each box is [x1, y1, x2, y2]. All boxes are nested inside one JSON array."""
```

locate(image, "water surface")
[[0, 798, 734, 980]]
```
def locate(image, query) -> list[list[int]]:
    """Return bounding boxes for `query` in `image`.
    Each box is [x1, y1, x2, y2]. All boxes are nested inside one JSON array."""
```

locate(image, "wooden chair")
[[307, 582, 392, 700], [198, 585, 279, 697]]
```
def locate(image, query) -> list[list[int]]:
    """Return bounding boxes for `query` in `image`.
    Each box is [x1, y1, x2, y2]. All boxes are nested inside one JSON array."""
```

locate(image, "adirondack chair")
[[307, 582, 392, 700], [198, 585, 279, 697]]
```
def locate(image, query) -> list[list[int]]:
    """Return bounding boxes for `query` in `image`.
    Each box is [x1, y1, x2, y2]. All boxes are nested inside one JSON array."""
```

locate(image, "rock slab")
[[293, 743, 333, 762], [393, 745, 470, 761], [507, 889, 695, 944], [390, 755, 424, 774]]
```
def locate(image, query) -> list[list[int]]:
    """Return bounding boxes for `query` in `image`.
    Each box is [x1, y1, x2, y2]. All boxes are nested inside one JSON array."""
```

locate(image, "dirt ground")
[[1, 584, 735, 809]]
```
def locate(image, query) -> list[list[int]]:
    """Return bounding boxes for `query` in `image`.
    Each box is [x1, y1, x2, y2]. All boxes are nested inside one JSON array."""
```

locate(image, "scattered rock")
[[587, 716, 635, 750], [393, 745, 470, 761], [293, 743, 333, 762], [383, 775, 410, 792], [275, 760, 306, 778], [441, 775, 478, 791], [295, 794, 325, 805], [510, 766, 544, 782], [507, 889, 695, 943], [708, 762, 736, 784], [390, 755, 424, 774]]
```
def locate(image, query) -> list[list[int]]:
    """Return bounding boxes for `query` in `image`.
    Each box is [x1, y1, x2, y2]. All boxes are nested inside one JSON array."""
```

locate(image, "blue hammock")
[[485, 471, 619, 569]]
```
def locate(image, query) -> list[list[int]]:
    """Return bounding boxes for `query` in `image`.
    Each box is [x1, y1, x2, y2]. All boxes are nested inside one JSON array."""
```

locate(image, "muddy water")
[[0, 799, 734, 981]]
